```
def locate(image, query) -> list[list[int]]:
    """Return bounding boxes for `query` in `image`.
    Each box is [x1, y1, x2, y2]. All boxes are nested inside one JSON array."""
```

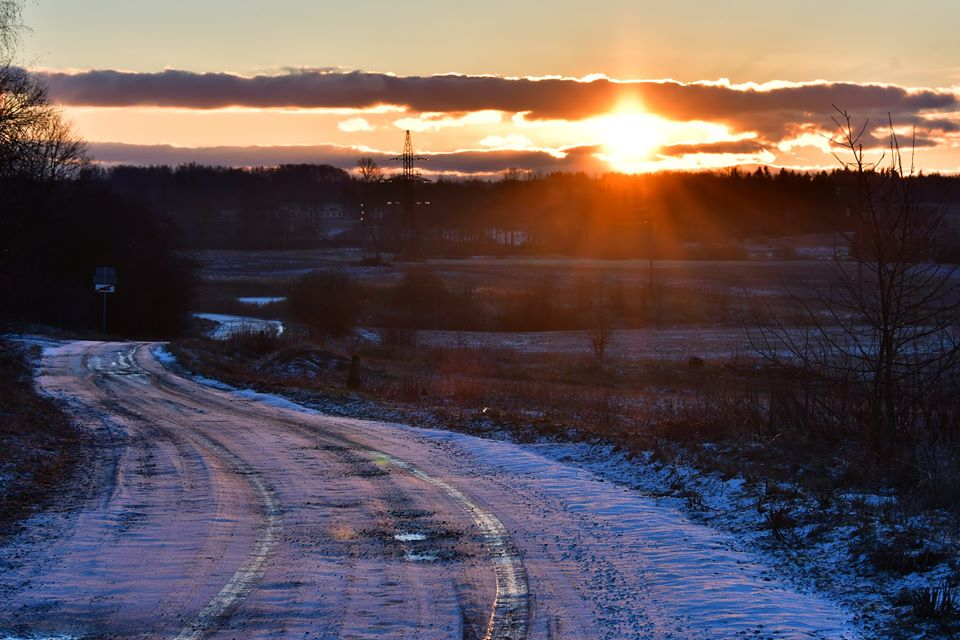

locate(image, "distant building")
[[279, 202, 346, 219]]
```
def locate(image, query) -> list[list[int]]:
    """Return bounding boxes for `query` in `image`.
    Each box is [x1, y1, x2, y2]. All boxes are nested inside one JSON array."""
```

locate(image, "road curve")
[[0, 340, 859, 639]]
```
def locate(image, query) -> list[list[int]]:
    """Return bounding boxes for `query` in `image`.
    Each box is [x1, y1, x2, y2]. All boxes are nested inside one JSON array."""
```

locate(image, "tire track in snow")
[[169, 428, 282, 640], [252, 406, 530, 639], [89, 344, 283, 640], [149, 343, 527, 637], [374, 453, 529, 640]]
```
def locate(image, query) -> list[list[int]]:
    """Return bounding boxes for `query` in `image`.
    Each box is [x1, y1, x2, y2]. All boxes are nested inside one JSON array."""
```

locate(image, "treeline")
[[410, 168, 845, 257], [98, 163, 960, 257], [103, 163, 354, 250]]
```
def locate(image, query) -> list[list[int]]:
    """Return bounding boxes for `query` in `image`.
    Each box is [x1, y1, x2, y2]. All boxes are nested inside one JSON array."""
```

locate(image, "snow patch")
[[236, 296, 286, 306], [152, 345, 320, 413], [192, 313, 284, 340]]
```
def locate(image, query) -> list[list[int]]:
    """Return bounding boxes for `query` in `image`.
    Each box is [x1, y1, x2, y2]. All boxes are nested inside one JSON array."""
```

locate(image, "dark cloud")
[[87, 142, 607, 174], [657, 139, 770, 157], [40, 69, 622, 116], [866, 129, 940, 148], [919, 118, 960, 133], [38, 69, 960, 138]]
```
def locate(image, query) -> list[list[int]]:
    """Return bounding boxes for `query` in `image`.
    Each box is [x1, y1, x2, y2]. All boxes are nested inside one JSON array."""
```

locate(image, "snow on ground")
[[153, 345, 862, 638], [159, 339, 955, 638], [400, 429, 859, 639], [236, 296, 286, 306], [192, 313, 284, 340], [0, 635, 79, 640], [483, 439, 958, 640]]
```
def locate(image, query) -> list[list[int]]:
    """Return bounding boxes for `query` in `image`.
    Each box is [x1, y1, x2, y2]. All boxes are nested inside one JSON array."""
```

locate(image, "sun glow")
[[591, 108, 666, 173]]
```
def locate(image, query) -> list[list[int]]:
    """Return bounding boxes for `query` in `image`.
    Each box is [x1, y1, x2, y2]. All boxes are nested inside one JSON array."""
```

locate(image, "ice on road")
[[0, 341, 859, 639]]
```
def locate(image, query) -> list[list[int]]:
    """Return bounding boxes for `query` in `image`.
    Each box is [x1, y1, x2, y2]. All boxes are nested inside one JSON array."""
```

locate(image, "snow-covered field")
[[0, 340, 861, 638], [193, 312, 284, 340]]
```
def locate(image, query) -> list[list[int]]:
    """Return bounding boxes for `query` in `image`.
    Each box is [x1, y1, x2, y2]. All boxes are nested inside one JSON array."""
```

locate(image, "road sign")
[[93, 266, 117, 293], [93, 267, 117, 334]]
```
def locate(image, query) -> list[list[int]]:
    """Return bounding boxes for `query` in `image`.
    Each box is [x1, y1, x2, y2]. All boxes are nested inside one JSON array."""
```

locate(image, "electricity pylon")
[[392, 130, 427, 258]]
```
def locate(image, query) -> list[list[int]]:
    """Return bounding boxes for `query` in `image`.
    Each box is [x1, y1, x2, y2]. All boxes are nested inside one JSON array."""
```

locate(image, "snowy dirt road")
[[0, 341, 860, 639]]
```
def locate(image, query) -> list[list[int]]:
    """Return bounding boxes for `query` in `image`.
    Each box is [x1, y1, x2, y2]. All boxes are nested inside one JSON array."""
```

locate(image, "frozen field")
[[410, 326, 765, 360], [190, 248, 839, 299]]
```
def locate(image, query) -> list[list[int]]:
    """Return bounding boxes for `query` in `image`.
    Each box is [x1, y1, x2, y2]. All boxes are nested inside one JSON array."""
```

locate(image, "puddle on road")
[[394, 532, 428, 542], [404, 550, 439, 562]]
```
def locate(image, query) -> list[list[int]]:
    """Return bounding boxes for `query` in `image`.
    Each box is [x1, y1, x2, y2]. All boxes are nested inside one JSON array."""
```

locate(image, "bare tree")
[[357, 157, 384, 262], [357, 156, 383, 184], [1, 2, 86, 182], [0, 0, 24, 59], [17, 108, 87, 181], [758, 108, 960, 453]]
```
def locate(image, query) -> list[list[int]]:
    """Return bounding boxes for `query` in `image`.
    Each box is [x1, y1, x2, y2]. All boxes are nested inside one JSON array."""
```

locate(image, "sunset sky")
[[20, 0, 960, 176]]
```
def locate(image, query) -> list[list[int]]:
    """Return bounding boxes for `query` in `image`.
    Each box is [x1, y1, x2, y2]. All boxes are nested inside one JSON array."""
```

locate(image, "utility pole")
[[360, 201, 367, 260], [392, 130, 427, 258], [623, 207, 654, 286]]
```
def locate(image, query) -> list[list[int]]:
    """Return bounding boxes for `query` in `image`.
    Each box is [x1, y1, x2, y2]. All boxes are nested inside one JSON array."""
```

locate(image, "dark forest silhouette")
[[99, 163, 960, 259]]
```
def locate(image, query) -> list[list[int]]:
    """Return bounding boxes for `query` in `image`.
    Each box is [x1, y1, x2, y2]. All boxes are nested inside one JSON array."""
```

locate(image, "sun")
[[591, 110, 666, 173]]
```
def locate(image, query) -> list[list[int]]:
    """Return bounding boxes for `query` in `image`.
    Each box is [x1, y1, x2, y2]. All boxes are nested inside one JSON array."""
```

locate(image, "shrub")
[[911, 581, 957, 622], [287, 270, 360, 338], [225, 322, 286, 356]]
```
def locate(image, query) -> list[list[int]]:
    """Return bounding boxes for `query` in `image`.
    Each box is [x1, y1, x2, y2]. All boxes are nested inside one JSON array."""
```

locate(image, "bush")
[[911, 581, 957, 623], [287, 270, 360, 338], [224, 323, 286, 356]]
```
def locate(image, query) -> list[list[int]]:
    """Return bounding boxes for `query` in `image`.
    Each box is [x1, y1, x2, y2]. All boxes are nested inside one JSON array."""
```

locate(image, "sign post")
[[93, 267, 117, 334]]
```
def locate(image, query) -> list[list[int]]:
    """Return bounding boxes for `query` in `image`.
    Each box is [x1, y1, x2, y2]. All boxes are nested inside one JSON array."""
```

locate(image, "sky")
[[19, 0, 960, 176]]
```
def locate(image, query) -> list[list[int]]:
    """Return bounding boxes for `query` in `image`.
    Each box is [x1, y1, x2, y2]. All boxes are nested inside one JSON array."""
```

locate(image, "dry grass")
[[0, 340, 87, 535]]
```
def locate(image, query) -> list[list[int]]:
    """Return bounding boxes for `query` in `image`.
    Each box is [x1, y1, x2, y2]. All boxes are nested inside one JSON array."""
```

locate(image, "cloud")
[[478, 133, 537, 149], [36, 69, 960, 139], [393, 110, 503, 132], [337, 117, 374, 132], [86, 141, 607, 175], [919, 116, 960, 133], [657, 139, 770, 157]]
